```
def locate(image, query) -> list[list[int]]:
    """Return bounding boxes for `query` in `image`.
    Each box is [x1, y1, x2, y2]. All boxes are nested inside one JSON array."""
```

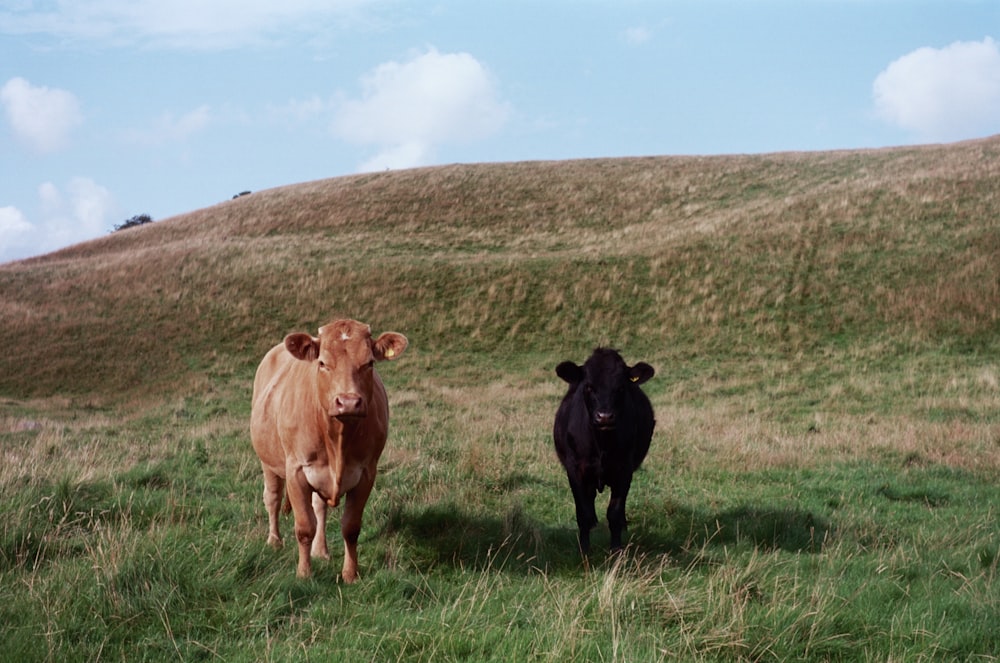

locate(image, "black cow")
[[553, 348, 655, 553]]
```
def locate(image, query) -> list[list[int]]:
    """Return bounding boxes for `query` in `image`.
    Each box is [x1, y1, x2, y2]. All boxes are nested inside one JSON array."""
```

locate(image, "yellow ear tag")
[[385, 348, 395, 358], [630, 375, 639, 383]]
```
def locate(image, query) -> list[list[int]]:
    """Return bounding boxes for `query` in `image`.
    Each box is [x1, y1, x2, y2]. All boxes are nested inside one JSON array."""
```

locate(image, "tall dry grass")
[[3, 137, 999, 399]]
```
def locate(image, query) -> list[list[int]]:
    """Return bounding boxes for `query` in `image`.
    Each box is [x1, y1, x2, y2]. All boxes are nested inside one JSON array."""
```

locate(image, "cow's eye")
[[318, 360, 328, 370]]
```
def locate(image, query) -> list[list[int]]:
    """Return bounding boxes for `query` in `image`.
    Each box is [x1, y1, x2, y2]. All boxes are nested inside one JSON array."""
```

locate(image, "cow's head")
[[285, 319, 408, 420], [556, 348, 653, 431]]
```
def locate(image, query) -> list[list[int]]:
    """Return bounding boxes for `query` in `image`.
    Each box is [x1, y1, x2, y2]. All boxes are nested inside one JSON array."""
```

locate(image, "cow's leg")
[[261, 467, 284, 549], [286, 466, 317, 578], [607, 476, 633, 551], [310, 492, 330, 560], [340, 469, 376, 583], [568, 475, 599, 554]]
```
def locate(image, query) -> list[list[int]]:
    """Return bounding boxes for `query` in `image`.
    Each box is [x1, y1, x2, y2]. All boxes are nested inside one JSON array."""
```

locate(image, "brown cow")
[[250, 319, 407, 582]]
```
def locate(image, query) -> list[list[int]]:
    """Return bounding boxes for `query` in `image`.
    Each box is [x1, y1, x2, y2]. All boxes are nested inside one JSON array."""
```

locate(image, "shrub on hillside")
[[113, 214, 153, 232]]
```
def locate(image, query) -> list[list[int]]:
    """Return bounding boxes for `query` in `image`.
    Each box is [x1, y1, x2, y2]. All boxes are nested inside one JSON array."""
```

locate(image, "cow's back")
[[628, 386, 655, 471], [552, 386, 587, 468], [251, 343, 301, 470], [253, 343, 288, 402]]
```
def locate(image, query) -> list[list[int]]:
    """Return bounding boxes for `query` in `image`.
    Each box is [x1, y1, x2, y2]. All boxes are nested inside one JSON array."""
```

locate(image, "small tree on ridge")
[[113, 214, 154, 232]]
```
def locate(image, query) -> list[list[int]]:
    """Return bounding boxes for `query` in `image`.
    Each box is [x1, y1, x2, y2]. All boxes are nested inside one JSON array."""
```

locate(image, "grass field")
[[1, 138, 999, 661]]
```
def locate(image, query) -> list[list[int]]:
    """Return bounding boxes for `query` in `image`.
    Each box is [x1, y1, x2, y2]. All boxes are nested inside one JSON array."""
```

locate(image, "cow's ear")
[[285, 333, 320, 361], [556, 361, 584, 384], [373, 332, 408, 361], [628, 362, 655, 385]]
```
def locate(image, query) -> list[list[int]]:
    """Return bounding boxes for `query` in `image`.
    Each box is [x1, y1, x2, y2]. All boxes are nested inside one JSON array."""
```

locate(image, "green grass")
[[2, 409, 997, 661], [2, 139, 1000, 660]]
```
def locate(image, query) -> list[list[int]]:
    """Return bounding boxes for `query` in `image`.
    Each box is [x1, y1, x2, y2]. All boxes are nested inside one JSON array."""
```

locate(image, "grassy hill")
[[0, 139, 1000, 399], [1, 138, 999, 661], [3, 138, 999, 401]]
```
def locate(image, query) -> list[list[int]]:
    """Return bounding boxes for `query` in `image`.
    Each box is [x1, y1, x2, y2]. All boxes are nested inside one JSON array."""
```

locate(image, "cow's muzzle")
[[333, 394, 366, 418], [593, 411, 616, 430]]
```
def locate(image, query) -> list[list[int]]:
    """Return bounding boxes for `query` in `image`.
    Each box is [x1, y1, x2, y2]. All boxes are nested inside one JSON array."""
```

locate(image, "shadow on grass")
[[676, 504, 832, 554], [384, 498, 833, 577], [383, 501, 585, 575]]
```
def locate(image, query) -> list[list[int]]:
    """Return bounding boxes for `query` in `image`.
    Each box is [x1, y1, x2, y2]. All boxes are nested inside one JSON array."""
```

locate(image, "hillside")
[[2, 139, 1000, 661], [2, 138, 998, 403]]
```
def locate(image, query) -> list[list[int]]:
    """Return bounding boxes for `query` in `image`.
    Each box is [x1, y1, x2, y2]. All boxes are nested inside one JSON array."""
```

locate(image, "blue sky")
[[2, 1, 999, 262]]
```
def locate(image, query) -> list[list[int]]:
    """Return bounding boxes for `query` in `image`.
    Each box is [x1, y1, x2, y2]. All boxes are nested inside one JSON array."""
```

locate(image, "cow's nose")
[[594, 411, 615, 428], [334, 394, 365, 417]]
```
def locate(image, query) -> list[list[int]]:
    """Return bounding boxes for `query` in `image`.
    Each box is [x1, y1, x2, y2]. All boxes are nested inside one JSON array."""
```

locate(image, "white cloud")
[[0, 178, 119, 264], [0, 206, 35, 264], [357, 141, 430, 173], [0, 0, 374, 49], [1, 77, 83, 154], [874, 37, 1000, 142], [0, 206, 33, 257], [624, 26, 652, 45], [123, 105, 211, 146], [333, 47, 510, 172]]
